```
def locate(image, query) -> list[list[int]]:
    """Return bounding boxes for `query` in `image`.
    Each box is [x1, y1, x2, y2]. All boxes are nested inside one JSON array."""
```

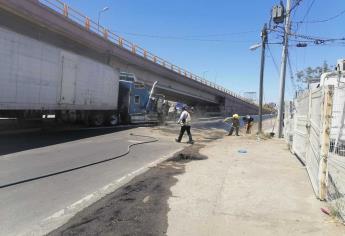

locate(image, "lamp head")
[[101, 7, 109, 12], [249, 43, 261, 51]]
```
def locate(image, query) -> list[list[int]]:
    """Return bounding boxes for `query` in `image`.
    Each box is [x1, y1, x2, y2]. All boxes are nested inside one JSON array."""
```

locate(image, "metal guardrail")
[[38, 0, 256, 105]]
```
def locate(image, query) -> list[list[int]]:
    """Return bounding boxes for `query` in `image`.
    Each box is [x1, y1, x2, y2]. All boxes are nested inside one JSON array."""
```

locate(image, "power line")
[[300, 0, 316, 23], [287, 52, 297, 91], [111, 30, 260, 43], [288, 32, 345, 42], [289, 0, 304, 14], [267, 44, 280, 76], [270, 2, 345, 47], [295, 8, 345, 24], [270, 28, 345, 44], [288, 47, 301, 88], [174, 30, 260, 38], [293, 0, 315, 33]]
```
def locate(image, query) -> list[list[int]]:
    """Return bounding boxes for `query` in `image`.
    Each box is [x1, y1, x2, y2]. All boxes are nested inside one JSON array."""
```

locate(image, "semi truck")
[[0, 25, 164, 126]]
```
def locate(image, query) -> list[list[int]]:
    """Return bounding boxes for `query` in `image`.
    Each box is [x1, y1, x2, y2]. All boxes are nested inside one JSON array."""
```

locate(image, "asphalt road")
[[49, 144, 209, 236], [0, 125, 184, 236]]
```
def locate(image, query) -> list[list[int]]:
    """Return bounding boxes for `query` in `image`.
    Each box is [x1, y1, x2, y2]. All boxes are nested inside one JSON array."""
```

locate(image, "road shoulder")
[[167, 135, 345, 236]]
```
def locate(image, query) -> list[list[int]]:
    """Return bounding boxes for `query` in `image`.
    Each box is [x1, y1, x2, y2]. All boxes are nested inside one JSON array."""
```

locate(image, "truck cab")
[[119, 72, 137, 82], [118, 80, 161, 124]]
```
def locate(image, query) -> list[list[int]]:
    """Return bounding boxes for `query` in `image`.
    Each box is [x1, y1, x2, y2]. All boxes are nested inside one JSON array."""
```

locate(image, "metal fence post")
[[85, 17, 90, 30], [319, 85, 334, 200], [118, 38, 123, 47], [63, 3, 68, 17]]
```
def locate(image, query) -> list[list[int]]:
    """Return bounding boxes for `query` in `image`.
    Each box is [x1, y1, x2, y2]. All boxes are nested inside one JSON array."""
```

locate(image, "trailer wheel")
[[108, 114, 118, 126], [91, 113, 105, 126]]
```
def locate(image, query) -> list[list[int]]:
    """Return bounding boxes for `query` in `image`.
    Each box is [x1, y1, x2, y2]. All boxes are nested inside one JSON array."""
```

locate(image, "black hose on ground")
[[0, 133, 158, 189]]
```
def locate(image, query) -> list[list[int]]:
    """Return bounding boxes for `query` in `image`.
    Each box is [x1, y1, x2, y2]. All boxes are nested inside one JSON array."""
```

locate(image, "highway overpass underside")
[[0, 0, 261, 115], [0, 5, 218, 105]]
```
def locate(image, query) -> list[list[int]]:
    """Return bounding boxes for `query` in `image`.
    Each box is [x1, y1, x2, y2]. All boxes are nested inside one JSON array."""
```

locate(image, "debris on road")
[[321, 207, 331, 216], [238, 149, 248, 154]]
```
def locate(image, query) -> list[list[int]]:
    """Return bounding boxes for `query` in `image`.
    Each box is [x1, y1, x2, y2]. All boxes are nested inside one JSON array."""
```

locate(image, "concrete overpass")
[[0, 0, 262, 115]]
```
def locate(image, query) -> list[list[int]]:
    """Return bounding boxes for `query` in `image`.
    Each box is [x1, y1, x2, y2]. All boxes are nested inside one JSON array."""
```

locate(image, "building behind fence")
[[284, 81, 345, 221]]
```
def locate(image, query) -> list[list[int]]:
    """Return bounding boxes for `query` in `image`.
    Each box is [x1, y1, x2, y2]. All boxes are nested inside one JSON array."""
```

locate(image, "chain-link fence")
[[284, 85, 339, 205], [327, 85, 345, 220]]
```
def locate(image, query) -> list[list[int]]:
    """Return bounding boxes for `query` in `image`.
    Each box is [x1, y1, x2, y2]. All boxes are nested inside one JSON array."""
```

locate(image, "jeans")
[[229, 126, 239, 136], [246, 122, 253, 134], [177, 125, 193, 142]]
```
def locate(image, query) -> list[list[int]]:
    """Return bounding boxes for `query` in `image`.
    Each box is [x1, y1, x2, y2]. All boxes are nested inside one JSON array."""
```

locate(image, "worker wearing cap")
[[175, 106, 194, 144], [224, 114, 240, 136], [243, 115, 254, 134]]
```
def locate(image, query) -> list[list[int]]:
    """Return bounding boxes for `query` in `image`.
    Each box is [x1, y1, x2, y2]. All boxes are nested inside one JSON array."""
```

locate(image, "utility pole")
[[258, 24, 268, 134], [277, 0, 291, 138]]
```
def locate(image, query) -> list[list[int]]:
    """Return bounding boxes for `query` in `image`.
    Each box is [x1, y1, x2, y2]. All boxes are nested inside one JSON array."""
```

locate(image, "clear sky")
[[61, 0, 345, 103]]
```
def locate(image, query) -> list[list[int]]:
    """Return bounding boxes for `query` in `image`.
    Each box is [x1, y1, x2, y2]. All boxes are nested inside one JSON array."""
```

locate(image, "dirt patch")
[[169, 144, 207, 162], [48, 145, 206, 236]]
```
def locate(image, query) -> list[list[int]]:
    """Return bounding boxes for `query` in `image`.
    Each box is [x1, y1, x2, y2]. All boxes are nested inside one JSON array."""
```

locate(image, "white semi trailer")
[[0, 25, 123, 125]]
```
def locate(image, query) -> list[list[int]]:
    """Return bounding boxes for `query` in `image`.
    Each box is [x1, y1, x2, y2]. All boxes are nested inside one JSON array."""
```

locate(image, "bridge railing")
[[38, 0, 256, 106]]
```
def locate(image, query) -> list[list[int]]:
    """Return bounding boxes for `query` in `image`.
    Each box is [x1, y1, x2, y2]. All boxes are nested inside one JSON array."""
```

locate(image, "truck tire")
[[91, 113, 105, 126], [108, 114, 118, 126]]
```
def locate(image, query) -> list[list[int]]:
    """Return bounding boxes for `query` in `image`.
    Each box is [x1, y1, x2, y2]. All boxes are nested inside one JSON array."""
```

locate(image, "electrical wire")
[[289, 0, 304, 14], [111, 30, 260, 43], [288, 32, 345, 43], [267, 44, 281, 76], [287, 52, 297, 91], [116, 30, 259, 38], [295, 8, 345, 24], [300, 0, 316, 23], [0, 134, 159, 189], [269, 27, 344, 43], [271, 28, 345, 45], [293, 0, 315, 33]]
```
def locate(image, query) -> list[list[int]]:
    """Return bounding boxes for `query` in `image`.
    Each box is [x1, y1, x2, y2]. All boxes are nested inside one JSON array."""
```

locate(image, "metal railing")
[[38, 0, 256, 105]]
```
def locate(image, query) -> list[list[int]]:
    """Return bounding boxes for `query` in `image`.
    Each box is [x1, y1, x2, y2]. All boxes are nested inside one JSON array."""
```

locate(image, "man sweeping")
[[243, 115, 254, 134], [175, 106, 194, 144]]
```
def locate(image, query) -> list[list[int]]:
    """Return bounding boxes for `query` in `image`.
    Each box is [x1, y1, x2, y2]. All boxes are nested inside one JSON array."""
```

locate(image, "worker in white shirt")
[[175, 106, 194, 144]]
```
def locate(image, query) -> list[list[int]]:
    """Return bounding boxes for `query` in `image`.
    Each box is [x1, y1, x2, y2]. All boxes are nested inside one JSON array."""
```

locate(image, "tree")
[[295, 61, 333, 89], [263, 103, 277, 113]]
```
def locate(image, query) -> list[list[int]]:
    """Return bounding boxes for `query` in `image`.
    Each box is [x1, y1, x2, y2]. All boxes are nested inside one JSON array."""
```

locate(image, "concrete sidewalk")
[[167, 135, 345, 236]]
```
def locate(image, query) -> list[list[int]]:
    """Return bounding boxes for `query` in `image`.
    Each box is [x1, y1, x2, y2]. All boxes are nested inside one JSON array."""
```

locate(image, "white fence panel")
[[284, 102, 294, 147], [292, 91, 309, 162], [285, 84, 345, 220], [305, 88, 323, 195]]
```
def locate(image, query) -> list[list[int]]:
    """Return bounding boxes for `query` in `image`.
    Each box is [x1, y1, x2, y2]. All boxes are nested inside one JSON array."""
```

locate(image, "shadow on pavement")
[[48, 143, 207, 236], [0, 126, 138, 156]]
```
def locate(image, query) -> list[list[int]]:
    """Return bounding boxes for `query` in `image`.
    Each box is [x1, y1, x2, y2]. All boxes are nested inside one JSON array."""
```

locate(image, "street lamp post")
[[98, 6, 109, 32], [258, 24, 268, 134], [250, 23, 267, 134], [202, 71, 208, 79]]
